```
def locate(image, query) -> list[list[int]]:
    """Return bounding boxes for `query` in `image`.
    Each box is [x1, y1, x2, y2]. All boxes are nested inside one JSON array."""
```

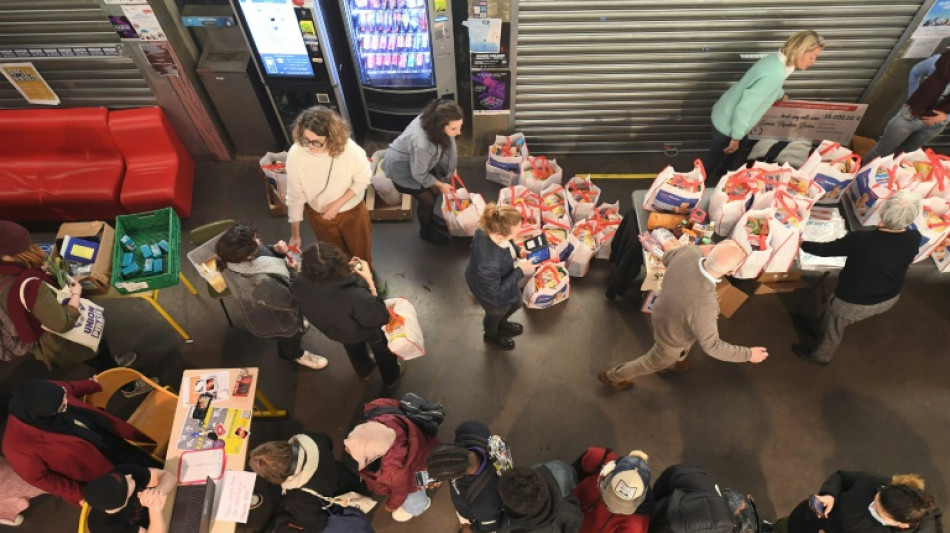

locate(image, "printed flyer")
[[0, 62, 59, 105]]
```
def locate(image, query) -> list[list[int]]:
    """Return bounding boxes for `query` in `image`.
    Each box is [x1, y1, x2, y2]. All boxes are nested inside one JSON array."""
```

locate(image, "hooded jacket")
[[220, 250, 302, 339], [356, 398, 439, 510], [501, 464, 584, 533], [293, 274, 389, 345], [450, 421, 505, 532]]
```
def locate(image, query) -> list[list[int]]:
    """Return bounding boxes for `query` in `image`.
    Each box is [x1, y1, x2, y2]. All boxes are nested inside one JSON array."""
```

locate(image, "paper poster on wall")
[[463, 18, 501, 53], [139, 42, 178, 76], [748, 99, 868, 145], [0, 62, 60, 105], [913, 0, 950, 40], [109, 15, 138, 39], [121, 4, 167, 41], [472, 70, 510, 114]]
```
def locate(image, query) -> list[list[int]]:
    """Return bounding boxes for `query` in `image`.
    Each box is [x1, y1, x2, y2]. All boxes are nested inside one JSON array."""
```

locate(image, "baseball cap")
[[600, 450, 651, 515]]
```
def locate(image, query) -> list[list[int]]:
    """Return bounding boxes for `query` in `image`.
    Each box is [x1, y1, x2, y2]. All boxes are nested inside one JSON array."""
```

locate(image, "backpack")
[[455, 432, 514, 505], [0, 277, 35, 361], [364, 392, 445, 436]]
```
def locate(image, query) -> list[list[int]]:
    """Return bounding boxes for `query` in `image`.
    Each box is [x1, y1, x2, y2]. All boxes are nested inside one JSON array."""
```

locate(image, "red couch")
[[0, 107, 194, 221]]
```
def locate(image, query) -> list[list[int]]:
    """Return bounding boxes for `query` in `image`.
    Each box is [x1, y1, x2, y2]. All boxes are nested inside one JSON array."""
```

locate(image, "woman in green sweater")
[[702, 30, 825, 182]]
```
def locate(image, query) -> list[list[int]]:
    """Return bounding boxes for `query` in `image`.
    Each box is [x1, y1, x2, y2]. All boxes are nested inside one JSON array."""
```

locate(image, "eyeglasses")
[[301, 138, 326, 149]]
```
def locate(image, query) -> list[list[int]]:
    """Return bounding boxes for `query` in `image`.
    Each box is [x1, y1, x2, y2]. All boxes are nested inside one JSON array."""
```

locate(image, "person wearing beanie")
[[497, 463, 584, 533], [83, 464, 174, 533], [345, 398, 440, 523], [777, 471, 942, 533], [572, 448, 652, 533], [0, 221, 146, 395], [427, 421, 507, 532], [248, 432, 367, 532]]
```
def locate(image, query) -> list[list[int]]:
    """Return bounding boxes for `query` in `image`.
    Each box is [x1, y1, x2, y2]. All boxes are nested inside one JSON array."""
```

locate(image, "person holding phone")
[[465, 204, 536, 351], [866, 50, 950, 160], [285, 106, 373, 265], [776, 471, 941, 533], [381, 98, 463, 245], [293, 242, 404, 388]]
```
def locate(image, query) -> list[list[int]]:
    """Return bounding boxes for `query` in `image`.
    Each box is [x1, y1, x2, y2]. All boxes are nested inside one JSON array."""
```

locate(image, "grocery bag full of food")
[[845, 155, 915, 226], [643, 159, 705, 213], [708, 167, 761, 236], [522, 155, 563, 194], [566, 174, 603, 220], [441, 173, 486, 237], [522, 262, 571, 309]]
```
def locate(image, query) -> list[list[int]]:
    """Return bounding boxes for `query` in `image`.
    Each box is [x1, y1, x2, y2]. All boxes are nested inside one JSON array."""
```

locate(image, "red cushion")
[[0, 108, 125, 221], [109, 107, 195, 217]]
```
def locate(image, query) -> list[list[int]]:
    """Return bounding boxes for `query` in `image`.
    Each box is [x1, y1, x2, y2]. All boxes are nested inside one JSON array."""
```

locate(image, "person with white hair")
[[793, 190, 922, 365], [598, 240, 769, 390]]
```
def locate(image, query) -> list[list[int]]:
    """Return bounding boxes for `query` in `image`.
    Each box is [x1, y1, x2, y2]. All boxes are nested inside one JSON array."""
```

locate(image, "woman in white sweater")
[[286, 106, 374, 265]]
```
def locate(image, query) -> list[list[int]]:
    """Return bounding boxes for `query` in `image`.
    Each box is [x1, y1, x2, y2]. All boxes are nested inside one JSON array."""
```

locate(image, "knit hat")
[[600, 450, 651, 515], [84, 470, 130, 511], [427, 444, 471, 481], [344, 421, 397, 470], [0, 221, 31, 257]]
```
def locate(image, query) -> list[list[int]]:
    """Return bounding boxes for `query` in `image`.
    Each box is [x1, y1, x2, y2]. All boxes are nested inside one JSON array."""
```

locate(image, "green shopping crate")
[[110, 208, 181, 295]]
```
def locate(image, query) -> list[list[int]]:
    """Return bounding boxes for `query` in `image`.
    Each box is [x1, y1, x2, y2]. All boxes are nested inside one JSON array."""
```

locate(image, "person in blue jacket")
[[465, 204, 536, 350], [702, 30, 825, 182]]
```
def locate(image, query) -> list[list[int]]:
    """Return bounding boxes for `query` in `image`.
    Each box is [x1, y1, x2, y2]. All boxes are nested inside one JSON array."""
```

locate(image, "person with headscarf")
[[0, 221, 142, 387], [1, 379, 158, 506], [344, 398, 439, 524]]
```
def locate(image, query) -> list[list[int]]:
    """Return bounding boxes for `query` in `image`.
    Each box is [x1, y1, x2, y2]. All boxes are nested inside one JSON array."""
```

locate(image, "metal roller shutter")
[[514, 0, 927, 154], [0, 0, 155, 109]]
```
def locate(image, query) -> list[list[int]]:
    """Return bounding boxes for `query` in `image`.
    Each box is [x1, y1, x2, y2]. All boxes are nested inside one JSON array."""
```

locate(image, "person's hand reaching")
[[748, 347, 769, 363]]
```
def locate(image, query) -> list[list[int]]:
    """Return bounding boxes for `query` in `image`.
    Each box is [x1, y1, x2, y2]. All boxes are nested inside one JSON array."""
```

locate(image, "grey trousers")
[[812, 295, 899, 363], [608, 341, 689, 382]]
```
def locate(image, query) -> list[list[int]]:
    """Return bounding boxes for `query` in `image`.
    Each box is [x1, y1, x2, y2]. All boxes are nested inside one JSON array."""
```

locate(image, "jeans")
[[479, 300, 521, 336], [343, 335, 401, 385], [400, 488, 430, 516], [866, 106, 949, 160]]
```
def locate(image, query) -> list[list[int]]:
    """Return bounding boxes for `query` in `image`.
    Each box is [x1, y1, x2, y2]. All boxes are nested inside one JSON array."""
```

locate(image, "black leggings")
[[393, 182, 441, 230]]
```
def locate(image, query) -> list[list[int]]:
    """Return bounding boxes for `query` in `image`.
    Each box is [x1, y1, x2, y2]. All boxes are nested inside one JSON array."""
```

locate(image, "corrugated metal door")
[[0, 0, 156, 108], [515, 0, 927, 154]]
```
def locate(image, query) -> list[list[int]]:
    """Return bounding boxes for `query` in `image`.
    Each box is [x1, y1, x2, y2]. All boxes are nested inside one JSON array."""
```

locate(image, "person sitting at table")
[[2, 379, 160, 507], [83, 464, 175, 533], [249, 432, 370, 532]]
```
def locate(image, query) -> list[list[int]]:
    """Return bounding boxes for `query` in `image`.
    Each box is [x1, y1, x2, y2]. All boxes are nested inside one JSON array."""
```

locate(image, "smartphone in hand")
[[809, 494, 826, 518], [415, 470, 433, 487]]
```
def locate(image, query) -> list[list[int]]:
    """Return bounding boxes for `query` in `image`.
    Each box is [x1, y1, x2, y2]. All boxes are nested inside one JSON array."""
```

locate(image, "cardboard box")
[[716, 278, 748, 318], [52, 221, 115, 295], [366, 184, 412, 222], [265, 181, 288, 217], [753, 270, 809, 294]]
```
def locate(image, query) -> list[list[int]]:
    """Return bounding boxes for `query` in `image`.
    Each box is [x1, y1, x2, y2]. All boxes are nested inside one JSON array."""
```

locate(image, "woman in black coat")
[[780, 471, 941, 533], [292, 242, 403, 388], [464, 204, 537, 351]]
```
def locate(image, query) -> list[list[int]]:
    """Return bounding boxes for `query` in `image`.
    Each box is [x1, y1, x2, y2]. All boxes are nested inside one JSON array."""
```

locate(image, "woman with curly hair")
[[286, 106, 374, 265], [382, 99, 463, 245]]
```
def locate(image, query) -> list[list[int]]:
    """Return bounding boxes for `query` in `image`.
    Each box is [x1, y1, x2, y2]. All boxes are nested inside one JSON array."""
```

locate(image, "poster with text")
[[472, 70, 510, 114], [0, 62, 59, 105], [748, 100, 868, 145], [121, 4, 167, 41]]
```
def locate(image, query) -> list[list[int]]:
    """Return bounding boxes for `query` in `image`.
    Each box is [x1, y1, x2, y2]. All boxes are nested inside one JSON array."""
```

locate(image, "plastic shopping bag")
[[370, 150, 402, 205], [383, 298, 425, 360], [499, 185, 542, 232], [591, 202, 621, 259], [522, 156, 563, 194], [522, 262, 571, 309], [441, 173, 486, 237], [642, 159, 705, 213], [845, 155, 915, 226], [488, 133, 528, 172], [566, 220, 601, 277], [538, 183, 572, 228], [730, 208, 799, 278], [708, 167, 760, 236], [895, 149, 948, 199], [566, 175, 602, 220], [910, 197, 950, 262], [749, 161, 793, 193], [800, 141, 861, 205]]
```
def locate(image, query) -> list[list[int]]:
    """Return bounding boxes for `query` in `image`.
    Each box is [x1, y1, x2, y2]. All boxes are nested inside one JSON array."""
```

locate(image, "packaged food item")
[[744, 218, 770, 251]]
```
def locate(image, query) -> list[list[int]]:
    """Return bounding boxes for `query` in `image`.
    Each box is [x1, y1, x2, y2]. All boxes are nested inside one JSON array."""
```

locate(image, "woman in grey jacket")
[[215, 224, 328, 370], [381, 99, 463, 245]]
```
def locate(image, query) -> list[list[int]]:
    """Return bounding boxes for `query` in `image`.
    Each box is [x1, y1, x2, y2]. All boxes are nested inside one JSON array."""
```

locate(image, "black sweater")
[[801, 229, 920, 305], [466, 229, 525, 308], [292, 274, 390, 344]]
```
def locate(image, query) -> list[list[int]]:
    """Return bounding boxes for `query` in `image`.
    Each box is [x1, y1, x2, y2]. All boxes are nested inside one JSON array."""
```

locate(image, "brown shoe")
[[659, 360, 692, 374], [598, 370, 632, 390]]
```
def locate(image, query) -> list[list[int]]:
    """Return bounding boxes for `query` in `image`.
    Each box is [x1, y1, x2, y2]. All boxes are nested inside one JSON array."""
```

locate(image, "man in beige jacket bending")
[[598, 240, 768, 390]]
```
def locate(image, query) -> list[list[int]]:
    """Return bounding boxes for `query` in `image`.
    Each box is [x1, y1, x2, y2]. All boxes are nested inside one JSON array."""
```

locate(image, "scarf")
[[0, 263, 54, 343], [907, 51, 950, 117], [226, 256, 290, 281], [281, 434, 321, 493], [344, 421, 396, 471], [7, 379, 117, 450]]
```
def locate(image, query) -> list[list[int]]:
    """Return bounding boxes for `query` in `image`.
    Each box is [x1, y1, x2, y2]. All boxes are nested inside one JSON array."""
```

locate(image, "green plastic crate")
[[110, 208, 181, 295]]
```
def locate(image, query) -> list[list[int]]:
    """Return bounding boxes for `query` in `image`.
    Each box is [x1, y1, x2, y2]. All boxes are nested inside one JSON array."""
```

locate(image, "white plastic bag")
[[369, 150, 402, 205], [708, 168, 760, 237], [498, 185, 542, 232], [441, 174, 486, 237], [591, 202, 621, 260], [642, 160, 705, 213], [565, 219, 600, 277], [910, 197, 950, 262], [522, 262, 571, 309], [566, 175, 602, 220], [488, 133, 528, 173], [845, 155, 915, 226], [800, 141, 861, 205], [730, 208, 798, 278], [538, 183, 572, 228], [260, 152, 289, 200], [382, 297, 425, 360], [521, 156, 563, 194]]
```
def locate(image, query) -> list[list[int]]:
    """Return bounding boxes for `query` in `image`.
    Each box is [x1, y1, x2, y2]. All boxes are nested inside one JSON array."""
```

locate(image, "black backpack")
[[364, 392, 445, 436]]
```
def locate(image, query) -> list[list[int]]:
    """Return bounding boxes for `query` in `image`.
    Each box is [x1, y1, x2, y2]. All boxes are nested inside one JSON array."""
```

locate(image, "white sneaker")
[[0, 514, 24, 526], [391, 507, 414, 522], [296, 351, 329, 370], [113, 352, 137, 367]]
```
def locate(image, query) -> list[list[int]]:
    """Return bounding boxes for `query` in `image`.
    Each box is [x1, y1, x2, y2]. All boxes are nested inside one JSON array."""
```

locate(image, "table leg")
[[253, 390, 287, 418], [136, 291, 193, 342], [178, 272, 198, 296]]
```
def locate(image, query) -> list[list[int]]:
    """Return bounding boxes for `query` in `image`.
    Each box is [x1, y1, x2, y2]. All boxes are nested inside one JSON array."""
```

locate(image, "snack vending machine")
[[339, 0, 457, 132]]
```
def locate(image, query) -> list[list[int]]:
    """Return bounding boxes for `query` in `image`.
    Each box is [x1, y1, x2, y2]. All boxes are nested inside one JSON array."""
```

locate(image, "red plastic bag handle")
[[446, 172, 467, 210], [819, 142, 843, 156], [925, 149, 948, 192], [536, 264, 563, 283]]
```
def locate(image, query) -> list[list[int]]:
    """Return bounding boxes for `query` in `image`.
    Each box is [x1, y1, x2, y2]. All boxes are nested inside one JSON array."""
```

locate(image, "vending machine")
[[339, 0, 457, 132], [231, 0, 365, 143]]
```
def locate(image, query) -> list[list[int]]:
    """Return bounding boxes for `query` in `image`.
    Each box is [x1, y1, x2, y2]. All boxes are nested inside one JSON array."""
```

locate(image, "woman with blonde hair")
[[464, 204, 537, 350], [286, 106, 374, 265], [703, 30, 825, 181], [777, 471, 941, 533]]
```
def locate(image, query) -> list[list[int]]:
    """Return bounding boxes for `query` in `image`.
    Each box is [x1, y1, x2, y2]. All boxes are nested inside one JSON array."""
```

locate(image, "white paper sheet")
[[214, 471, 257, 523], [463, 18, 501, 53]]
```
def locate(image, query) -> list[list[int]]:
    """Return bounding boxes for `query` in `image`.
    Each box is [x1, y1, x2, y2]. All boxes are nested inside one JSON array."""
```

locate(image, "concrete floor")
[[3, 153, 949, 532]]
